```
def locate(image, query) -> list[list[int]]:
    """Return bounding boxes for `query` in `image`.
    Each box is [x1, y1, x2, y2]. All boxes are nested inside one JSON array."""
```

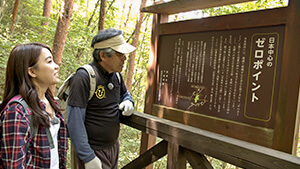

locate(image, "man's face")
[[100, 51, 127, 73]]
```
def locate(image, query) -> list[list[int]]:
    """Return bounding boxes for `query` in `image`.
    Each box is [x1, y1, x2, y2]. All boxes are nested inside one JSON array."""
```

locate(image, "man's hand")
[[119, 100, 134, 116], [85, 156, 102, 169]]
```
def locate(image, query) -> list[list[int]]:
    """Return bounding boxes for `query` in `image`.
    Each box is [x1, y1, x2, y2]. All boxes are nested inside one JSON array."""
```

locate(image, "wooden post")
[[183, 149, 213, 169], [167, 142, 186, 169], [139, 1, 168, 168], [122, 140, 168, 169], [272, 0, 300, 154]]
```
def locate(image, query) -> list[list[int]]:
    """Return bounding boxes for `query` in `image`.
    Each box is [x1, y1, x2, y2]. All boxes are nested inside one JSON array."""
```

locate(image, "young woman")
[[0, 42, 67, 168]]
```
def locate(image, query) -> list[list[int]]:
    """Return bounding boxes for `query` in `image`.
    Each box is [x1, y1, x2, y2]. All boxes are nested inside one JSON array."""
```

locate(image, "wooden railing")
[[120, 111, 300, 169]]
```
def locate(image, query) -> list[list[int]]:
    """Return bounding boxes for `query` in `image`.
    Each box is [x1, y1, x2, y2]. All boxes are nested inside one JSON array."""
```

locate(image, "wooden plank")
[[152, 104, 274, 148], [121, 112, 300, 169], [123, 116, 272, 168], [122, 140, 168, 169], [158, 7, 287, 35], [183, 149, 213, 169], [141, 0, 256, 14], [167, 142, 186, 169], [272, 0, 300, 153]]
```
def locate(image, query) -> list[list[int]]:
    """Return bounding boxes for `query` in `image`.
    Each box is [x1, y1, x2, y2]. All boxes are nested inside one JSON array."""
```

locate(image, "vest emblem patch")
[[95, 85, 106, 99]]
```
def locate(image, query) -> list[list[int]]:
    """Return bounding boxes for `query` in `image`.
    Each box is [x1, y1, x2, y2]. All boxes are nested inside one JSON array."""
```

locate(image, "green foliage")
[[0, 0, 58, 98], [119, 125, 141, 167], [123, 14, 152, 113], [0, 0, 152, 166], [202, 0, 288, 17]]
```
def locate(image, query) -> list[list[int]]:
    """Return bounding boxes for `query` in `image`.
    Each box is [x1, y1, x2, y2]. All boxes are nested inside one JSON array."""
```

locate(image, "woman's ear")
[[28, 67, 37, 78]]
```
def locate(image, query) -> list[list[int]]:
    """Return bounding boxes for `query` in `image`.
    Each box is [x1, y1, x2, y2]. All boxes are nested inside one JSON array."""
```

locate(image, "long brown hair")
[[0, 42, 60, 127]]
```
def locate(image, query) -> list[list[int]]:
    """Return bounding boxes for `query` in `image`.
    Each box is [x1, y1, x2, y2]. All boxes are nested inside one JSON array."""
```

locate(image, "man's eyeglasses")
[[115, 52, 126, 58]]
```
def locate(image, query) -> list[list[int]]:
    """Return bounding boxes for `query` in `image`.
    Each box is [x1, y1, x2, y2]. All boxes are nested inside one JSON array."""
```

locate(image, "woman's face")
[[29, 48, 60, 88]]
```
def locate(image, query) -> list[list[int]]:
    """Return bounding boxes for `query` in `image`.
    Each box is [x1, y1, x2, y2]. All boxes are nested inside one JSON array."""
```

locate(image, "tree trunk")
[[118, 0, 127, 29], [123, 2, 132, 28], [106, 0, 115, 12], [51, 0, 73, 94], [9, 0, 21, 34], [0, 0, 6, 22], [88, 0, 100, 26], [125, 0, 147, 91], [98, 0, 107, 31], [42, 0, 52, 26], [52, 0, 74, 66]]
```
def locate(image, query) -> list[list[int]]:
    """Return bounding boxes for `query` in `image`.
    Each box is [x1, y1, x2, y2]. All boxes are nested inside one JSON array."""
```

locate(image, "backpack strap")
[[7, 99, 54, 151], [116, 72, 121, 84], [79, 65, 118, 100], [80, 65, 96, 101], [57, 72, 76, 101]]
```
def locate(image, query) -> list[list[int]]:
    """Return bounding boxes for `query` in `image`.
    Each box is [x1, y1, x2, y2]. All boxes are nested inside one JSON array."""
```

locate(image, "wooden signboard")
[[156, 25, 284, 129], [142, 0, 300, 154]]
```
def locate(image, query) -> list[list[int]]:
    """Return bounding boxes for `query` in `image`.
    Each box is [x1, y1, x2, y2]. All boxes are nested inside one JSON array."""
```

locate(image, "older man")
[[67, 28, 135, 169]]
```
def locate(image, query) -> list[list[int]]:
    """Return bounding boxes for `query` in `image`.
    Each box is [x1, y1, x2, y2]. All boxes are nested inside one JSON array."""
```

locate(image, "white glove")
[[119, 100, 134, 116], [85, 156, 103, 169]]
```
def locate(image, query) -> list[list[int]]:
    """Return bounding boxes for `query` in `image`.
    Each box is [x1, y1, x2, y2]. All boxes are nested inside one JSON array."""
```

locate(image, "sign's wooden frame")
[[142, 0, 300, 154]]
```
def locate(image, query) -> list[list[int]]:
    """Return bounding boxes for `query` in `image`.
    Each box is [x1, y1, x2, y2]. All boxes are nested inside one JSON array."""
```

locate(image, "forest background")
[[0, 0, 297, 168]]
